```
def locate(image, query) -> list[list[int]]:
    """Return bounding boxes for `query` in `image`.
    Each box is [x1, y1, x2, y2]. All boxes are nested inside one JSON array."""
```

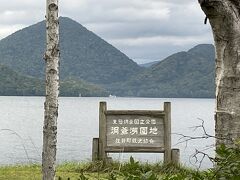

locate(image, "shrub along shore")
[[1, 144, 240, 180], [0, 159, 200, 180]]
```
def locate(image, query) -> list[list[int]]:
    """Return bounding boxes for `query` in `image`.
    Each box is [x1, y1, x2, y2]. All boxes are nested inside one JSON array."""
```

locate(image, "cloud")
[[83, 1, 208, 38], [0, 10, 41, 25], [0, 24, 25, 39], [0, 0, 213, 63], [111, 35, 211, 47], [0, 0, 44, 26], [61, 0, 170, 23], [109, 33, 213, 60]]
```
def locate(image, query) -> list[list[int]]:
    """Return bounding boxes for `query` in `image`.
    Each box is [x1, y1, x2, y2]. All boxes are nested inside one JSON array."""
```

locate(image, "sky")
[[0, 0, 213, 64]]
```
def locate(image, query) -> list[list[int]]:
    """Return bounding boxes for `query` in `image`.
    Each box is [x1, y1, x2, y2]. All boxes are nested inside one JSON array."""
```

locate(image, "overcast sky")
[[0, 0, 213, 64]]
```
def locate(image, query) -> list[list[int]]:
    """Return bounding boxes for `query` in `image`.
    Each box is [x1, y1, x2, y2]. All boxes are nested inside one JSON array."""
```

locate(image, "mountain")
[[60, 78, 108, 97], [0, 64, 108, 96], [139, 61, 159, 68], [0, 17, 142, 85], [0, 16, 215, 97], [0, 64, 44, 96], [109, 44, 215, 98]]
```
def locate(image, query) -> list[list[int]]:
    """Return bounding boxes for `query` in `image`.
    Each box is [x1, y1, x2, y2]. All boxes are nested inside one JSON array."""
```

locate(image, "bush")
[[214, 142, 240, 179]]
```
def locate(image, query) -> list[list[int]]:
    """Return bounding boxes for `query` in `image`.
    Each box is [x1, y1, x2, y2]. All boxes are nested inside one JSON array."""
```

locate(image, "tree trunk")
[[42, 0, 59, 179], [199, 0, 240, 146]]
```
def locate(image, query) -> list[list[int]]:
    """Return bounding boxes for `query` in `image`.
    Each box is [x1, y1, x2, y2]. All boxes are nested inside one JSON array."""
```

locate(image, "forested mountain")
[[0, 16, 215, 97], [0, 17, 142, 85], [139, 61, 159, 67], [109, 44, 215, 98], [0, 64, 44, 96], [0, 64, 108, 96]]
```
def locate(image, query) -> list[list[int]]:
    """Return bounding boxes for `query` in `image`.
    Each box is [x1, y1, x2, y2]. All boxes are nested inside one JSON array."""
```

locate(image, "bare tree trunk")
[[42, 0, 59, 179], [199, 0, 240, 146]]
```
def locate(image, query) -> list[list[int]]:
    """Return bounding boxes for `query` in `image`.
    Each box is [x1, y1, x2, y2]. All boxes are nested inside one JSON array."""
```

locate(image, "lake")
[[0, 97, 215, 169]]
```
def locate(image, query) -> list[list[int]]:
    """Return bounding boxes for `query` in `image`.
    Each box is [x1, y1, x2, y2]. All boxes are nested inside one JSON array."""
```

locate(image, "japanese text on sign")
[[106, 116, 164, 148]]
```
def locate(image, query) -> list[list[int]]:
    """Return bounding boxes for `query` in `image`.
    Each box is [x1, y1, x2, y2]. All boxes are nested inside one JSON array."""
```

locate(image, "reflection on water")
[[0, 96, 214, 168]]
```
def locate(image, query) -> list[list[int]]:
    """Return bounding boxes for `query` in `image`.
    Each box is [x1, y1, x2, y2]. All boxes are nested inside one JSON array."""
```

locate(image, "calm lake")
[[0, 97, 215, 168]]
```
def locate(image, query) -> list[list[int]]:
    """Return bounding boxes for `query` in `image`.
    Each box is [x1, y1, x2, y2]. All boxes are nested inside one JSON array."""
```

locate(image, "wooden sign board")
[[98, 102, 171, 163], [106, 114, 164, 151]]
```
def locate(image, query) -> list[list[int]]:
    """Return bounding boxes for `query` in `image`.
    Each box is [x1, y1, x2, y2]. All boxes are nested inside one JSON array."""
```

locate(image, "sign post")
[[164, 102, 171, 163], [99, 102, 107, 161], [94, 101, 175, 164]]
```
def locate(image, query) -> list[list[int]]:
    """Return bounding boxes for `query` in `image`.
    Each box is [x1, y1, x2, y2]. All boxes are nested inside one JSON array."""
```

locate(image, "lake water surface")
[[0, 97, 215, 168]]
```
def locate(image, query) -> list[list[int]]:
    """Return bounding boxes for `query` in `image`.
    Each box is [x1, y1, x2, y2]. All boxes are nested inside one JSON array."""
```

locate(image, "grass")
[[0, 160, 198, 180], [0, 163, 112, 180], [0, 164, 41, 180], [0, 163, 105, 180]]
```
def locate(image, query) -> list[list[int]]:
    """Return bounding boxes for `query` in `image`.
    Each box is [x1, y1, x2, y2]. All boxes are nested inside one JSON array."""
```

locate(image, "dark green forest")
[[109, 44, 215, 98], [0, 17, 215, 98], [0, 64, 108, 96]]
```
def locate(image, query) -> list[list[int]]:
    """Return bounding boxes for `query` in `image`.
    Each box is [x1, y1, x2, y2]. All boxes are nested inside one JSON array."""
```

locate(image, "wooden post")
[[171, 148, 180, 165], [92, 138, 99, 161], [99, 102, 107, 161], [164, 102, 171, 163]]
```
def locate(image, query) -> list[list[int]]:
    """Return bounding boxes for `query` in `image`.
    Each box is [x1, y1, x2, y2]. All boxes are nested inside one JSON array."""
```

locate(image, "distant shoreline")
[[0, 95, 215, 99]]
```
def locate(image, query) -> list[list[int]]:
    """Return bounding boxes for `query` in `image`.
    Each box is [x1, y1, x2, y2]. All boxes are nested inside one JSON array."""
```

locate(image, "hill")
[[0, 16, 215, 97], [139, 61, 159, 68], [0, 64, 44, 96], [0, 17, 142, 85], [109, 44, 215, 98], [0, 64, 108, 96]]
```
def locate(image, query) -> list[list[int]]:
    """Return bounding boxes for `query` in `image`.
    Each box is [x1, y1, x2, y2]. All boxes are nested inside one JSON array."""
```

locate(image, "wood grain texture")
[[171, 149, 180, 165], [106, 115, 164, 148], [106, 110, 165, 116], [99, 102, 107, 160], [99, 102, 172, 163], [164, 102, 171, 163], [92, 138, 99, 161], [105, 147, 165, 153]]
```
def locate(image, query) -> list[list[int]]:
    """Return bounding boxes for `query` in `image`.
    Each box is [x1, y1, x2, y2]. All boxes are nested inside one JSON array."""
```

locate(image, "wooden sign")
[[106, 114, 164, 150], [96, 101, 172, 163]]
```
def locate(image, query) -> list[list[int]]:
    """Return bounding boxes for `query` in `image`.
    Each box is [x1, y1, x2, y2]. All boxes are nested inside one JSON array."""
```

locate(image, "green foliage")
[[214, 143, 240, 179], [121, 156, 142, 176], [0, 64, 109, 96], [1, 149, 240, 179], [107, 171, 118, 180], [0, 64, 44, 96], [162, 142, 240, 180], [0, 16, 215, 98], [60, 78, 109, 97], [109, 44, 215, 98], [0, 17, 141, 85], [78, 170, 89, 180], [116, 157, 158, 180]]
